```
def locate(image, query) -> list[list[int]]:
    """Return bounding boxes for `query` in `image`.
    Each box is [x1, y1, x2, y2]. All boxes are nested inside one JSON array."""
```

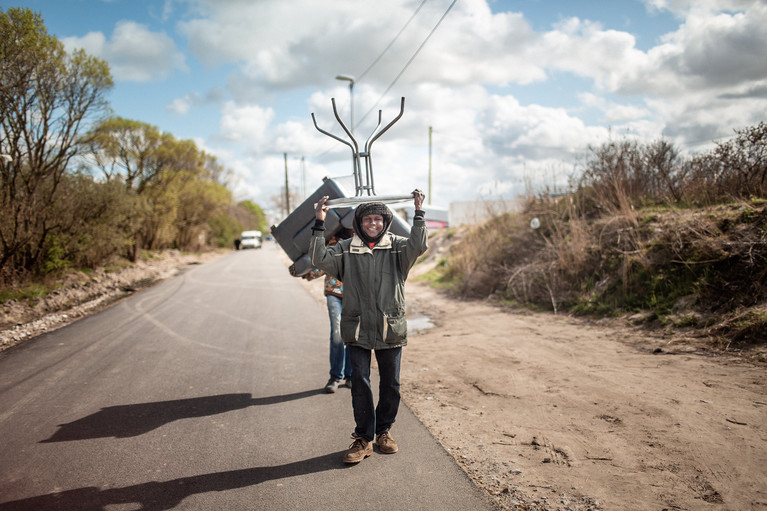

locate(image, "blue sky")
[[3, 0, 766, 217]]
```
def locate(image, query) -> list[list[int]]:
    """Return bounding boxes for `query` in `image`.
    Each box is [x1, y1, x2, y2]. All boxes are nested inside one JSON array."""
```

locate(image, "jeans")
[[326, 295, 351, 380], [349, 345, 402, 442]]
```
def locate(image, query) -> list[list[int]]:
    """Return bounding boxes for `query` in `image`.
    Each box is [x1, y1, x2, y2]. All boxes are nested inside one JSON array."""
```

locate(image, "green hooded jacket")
[[309, 215, 428, 350]]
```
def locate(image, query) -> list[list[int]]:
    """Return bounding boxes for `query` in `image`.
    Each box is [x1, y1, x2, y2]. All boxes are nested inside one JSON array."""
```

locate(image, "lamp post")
[[335, 74, 355, 134], [428, 126, 432, 205]]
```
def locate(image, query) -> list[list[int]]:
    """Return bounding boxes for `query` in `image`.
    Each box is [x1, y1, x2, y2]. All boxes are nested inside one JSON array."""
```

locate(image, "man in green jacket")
[[310, 190, 428, 463]]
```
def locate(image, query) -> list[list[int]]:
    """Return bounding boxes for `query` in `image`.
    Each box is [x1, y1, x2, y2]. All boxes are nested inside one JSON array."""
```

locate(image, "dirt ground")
[[294, 240, 767, 511], [401, 280, 767, 511], [3, 247, 766, 511]]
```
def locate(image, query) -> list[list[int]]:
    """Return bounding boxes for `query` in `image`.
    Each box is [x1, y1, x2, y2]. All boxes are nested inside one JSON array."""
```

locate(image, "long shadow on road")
[[41, 390, 324, 442], [0, 451, 346, 511]]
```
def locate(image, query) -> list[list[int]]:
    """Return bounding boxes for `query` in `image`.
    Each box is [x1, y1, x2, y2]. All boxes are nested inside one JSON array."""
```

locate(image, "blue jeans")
[[349, 345, 402, 442], [326, 295, 350, 380]]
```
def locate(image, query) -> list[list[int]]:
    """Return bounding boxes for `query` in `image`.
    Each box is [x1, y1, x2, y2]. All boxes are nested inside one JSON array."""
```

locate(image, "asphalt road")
[[0, 244, 496, 511]]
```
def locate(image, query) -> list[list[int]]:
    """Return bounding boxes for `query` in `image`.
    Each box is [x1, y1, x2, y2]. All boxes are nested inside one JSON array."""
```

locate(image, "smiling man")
[[310, 190, 428, 463]]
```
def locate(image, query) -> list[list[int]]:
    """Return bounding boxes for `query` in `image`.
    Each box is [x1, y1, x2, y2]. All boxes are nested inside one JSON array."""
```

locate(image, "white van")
[[240, 230, 262, 249]]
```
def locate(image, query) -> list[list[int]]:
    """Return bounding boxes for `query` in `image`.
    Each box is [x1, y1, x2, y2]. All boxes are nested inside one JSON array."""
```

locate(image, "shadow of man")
[[41, 390, 324, 442], [0, 450, 346, 511]]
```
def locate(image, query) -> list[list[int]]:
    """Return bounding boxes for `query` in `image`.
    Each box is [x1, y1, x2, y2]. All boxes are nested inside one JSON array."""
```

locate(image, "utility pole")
[[283, 152, 290, 216], [428, 126, 432, 205], [301, 155, 306, 199]]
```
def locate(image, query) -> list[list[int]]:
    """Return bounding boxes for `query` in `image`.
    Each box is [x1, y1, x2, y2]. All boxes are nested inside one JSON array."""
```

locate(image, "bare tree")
[[714, 122, 767, 198], [644, 139, 682, 202]]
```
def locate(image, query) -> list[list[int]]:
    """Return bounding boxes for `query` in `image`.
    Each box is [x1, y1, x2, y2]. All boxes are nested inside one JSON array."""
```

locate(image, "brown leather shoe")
[[343, 436, 372, 463], [375, 431, 399, 454]]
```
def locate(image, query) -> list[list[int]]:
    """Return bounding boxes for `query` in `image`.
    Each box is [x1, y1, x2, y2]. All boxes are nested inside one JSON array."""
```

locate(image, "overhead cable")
[[311, 0, 454, 159], [313, 0, 430, 158], [356, 0, 458, 127], [356, 0, 430, 83]]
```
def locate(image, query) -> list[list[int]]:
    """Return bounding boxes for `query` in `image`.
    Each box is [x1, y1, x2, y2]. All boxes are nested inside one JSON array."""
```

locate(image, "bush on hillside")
[[432, 124, 767, 348]]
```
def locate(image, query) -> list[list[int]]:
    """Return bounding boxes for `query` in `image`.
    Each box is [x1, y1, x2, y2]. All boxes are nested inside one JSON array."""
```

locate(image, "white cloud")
[[62, 21, 187, 82], [62, 31, 107, 55], [577, 92, 651, 123], [658, 5, 767, 87], [480, 94, 608, 162], [167, 96, 192, 115], [540, 17, 647, 89], [642, 0, 758, 16], [152, 0, 767, 207], [599, 2, 767, 97], [177, 0, 548, 94], [604, 104, 650, 123], [218, 101, 275, 151], [401, 0, 546, 86], [166, 87, 225, 115], [178, 0, 381, 85]]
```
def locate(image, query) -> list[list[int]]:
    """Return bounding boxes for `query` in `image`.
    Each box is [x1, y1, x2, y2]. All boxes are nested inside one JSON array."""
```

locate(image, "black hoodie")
[[353, 202, 393, 246]]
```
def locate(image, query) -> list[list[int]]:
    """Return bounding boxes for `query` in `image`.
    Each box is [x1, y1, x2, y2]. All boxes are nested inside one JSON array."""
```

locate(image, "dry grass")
[[425, 198, 767, 350], [421, 128, 767, 350]]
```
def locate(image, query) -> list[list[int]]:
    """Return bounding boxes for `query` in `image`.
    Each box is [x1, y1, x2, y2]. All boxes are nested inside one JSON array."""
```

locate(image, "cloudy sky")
[[4, 0, 766, 214]]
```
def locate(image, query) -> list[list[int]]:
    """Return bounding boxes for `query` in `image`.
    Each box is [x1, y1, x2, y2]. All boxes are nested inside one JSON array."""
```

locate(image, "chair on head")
[[311, 96, 416, 209]]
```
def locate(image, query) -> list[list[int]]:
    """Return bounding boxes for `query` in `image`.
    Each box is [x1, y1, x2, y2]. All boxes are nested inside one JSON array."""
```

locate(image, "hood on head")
[[353, 202, 393, 245]]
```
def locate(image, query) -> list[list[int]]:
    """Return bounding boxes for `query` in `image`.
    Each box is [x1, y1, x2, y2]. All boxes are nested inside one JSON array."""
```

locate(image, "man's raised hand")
[[315, 195, 329, 221], [412, 189, 425, 210]]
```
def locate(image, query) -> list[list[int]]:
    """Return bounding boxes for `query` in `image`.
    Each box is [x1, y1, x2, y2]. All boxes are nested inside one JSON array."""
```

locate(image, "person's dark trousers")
[[348, 345, 402, 442]]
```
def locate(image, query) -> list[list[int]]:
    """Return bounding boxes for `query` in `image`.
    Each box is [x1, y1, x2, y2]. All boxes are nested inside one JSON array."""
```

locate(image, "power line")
[[356, 0, 429, 83], [310, 2, 432, 160], [356, 0, 458, 127], [326, 0, 428, 141], [309, 0, 455, 162]]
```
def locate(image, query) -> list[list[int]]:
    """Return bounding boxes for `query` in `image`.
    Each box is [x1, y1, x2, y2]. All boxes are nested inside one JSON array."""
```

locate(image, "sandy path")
[[401, 281, 767, 510]]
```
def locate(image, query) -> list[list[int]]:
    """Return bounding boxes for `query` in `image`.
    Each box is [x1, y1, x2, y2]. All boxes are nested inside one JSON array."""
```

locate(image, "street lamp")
[[335, 74, 355, 133]]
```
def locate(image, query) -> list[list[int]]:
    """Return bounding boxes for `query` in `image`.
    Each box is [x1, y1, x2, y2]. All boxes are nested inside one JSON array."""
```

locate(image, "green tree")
[[173, 153, 248, 250], [50, 172, 142, 268], [0, 8, 113, 281], [84, 116, 174, 193], [209, 207, 244, 249], [238, 199, 268, 232], [173, 177, 233, 250], [84, 118, 256, 253], [84, 118, 204, 257]]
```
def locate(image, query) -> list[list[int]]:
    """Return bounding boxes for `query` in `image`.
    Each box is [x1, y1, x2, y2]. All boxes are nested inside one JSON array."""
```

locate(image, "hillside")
[[418, 200, 767, 360]]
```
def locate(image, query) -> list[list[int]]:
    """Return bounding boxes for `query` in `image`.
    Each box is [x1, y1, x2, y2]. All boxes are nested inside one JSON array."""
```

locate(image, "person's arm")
[[413, 188, 425, 223], [313, 195, 328, 228], [303, 267, 323, 281], [399, 189, 429, 278], [309, 196, 344, 277], [288, 263, 323, 280]]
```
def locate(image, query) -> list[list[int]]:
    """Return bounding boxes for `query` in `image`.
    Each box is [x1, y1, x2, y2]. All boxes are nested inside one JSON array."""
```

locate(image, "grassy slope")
[[418, 200, 767, 357]]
